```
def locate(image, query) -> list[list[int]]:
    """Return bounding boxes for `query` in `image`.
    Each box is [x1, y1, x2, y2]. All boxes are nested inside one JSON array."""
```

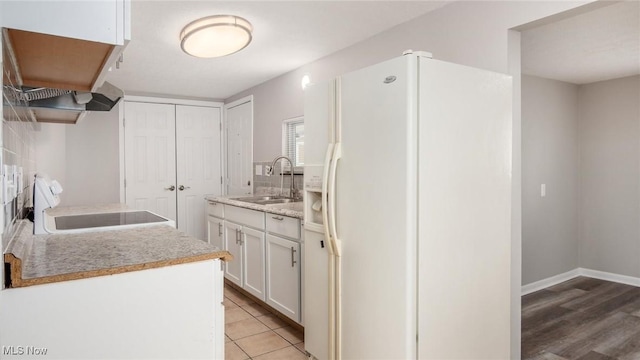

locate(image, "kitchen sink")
[[231, 196, 301, 205]]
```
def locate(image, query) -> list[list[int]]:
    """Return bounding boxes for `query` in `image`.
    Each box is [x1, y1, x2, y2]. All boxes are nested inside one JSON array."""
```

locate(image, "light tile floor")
[[224, 284, 306, 360]]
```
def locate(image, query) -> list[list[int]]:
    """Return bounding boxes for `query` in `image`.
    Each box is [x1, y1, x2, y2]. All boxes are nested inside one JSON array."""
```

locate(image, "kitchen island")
[[1, 209, 231, 360]]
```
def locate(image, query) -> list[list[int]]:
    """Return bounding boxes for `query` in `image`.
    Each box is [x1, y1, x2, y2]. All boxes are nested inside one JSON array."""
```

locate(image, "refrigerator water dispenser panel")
[[304, 191, 323, 230]]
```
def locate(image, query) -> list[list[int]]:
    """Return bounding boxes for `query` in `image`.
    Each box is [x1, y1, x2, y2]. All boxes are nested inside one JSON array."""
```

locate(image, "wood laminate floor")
[[522, 277, 640, 360]]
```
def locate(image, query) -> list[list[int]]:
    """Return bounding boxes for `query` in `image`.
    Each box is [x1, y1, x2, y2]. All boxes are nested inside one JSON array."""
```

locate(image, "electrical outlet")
[[265, 165, 273, 176]]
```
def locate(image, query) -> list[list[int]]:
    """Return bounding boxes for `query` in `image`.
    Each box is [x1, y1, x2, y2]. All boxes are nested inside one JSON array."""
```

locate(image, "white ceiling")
[[522, 1, 640, 85], [106, 1, 451, 100]]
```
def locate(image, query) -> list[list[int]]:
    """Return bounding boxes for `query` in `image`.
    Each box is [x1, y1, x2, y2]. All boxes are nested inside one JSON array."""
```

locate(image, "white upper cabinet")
[[1, 0, 130, 97], [1, 0, 130, 45]]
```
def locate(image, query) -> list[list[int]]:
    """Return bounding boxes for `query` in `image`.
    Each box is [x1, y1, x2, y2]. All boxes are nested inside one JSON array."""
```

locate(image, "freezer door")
[[336, 55, 418, 359]]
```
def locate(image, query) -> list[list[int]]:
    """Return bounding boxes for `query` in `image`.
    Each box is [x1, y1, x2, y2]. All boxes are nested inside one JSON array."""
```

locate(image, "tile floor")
[[224, 284, 306, 360]]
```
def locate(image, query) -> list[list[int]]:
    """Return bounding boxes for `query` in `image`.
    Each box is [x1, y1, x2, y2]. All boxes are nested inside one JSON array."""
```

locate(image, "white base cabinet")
[[207, 215, 224, 249], [207, 200, 225, 250], [242, 227, 266, 301], [265, 214, 303, 323], [223, 221, 244, 287], [220, 206, 267, 301], [206, 202, 303, 323], [266, 234, 301, 321]]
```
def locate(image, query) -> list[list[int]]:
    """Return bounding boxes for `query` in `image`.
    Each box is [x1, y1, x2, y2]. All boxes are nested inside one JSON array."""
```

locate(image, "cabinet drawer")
[[206, 200, 224, 218], [225, 205, 265, 230], [266, 214, 301, 240]]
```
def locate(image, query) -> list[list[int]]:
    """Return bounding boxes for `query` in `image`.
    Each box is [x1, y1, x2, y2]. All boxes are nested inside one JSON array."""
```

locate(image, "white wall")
[[579, 75, 640, 278], [522, 74, 640, 285], [227, 1, 593, 161], [34, 124, 66, 187], [64, 107, 120, 206], [522, 75, 579, 285], [34, 107, 121, 207]]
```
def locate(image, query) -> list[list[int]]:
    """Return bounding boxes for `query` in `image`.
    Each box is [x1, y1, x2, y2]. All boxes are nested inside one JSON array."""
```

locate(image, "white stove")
[[33, 174, 174, 234]]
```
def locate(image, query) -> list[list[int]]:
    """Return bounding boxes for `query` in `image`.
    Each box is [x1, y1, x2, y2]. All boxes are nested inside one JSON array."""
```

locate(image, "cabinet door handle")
[[218, 223, 223, 237], [272, 216, 284, 221], [235, 229, 239, 244], [291, 247, 297, 267], [165, 185, 175, 191], [208, 201, 218, 206], [179, 185, 191, 191]]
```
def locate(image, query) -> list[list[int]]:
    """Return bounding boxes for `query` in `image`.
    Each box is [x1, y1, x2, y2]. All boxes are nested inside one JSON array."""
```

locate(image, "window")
[[282, 117, 304, 170]]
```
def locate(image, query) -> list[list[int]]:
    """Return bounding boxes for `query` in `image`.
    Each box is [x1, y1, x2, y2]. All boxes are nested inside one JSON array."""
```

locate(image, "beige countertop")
[[4, 208, 232, 288], [45, 203, 131, 217], [206, 195, 304, 220]]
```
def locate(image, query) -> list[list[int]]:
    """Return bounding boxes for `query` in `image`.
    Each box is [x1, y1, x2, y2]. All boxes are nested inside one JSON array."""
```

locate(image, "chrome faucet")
[[269, 155, 298, 199]]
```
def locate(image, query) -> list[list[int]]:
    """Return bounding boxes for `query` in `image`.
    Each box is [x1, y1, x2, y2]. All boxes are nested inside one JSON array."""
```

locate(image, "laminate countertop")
[[4, 208, 232, 288], [205, 195, 304, 220]]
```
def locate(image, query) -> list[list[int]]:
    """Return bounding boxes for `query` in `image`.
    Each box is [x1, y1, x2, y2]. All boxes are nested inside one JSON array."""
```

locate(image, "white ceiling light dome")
[[180, 15, 253, 58]]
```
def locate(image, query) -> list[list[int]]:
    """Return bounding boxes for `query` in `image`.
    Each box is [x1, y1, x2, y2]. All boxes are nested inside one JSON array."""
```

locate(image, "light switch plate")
[[255, 165, 263, 175]]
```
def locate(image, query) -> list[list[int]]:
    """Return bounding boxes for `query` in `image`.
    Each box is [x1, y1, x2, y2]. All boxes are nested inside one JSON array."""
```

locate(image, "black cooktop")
[[54, 211, 168, 230]]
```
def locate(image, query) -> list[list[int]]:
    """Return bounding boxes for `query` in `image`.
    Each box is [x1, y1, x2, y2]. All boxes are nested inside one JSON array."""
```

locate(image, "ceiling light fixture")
[[180, 15, 253, 58]]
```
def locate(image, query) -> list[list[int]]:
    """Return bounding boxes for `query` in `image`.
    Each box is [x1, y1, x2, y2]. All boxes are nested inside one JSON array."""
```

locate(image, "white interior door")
[[175, 105, 222, 240], [225, 98, 252, 195], [124, 101, 177, 221]]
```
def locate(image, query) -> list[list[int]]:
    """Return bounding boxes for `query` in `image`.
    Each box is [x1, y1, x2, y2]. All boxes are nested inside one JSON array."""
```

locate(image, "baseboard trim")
[[579, 268, 640, 287], [521, 269, 581, 296], [522, 268, 640, 296]]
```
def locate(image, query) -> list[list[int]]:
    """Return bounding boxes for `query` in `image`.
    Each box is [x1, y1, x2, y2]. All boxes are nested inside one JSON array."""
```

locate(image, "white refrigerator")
[[303, 51, 513, 359]]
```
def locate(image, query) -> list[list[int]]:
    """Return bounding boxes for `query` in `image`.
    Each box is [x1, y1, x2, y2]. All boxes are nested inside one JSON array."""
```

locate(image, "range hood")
[[2, 28, 124, 124], [9, 82, 123, 124]]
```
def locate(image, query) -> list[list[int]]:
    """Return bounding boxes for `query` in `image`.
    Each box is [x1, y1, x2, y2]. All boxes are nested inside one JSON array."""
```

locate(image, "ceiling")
[[105, 1, 451, 100], [521, 1, 640, 85]]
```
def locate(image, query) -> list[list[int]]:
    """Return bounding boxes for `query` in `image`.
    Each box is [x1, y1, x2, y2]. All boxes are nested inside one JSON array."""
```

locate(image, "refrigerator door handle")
[[322, 143, 335, 255], [328, 142, 342, 257]]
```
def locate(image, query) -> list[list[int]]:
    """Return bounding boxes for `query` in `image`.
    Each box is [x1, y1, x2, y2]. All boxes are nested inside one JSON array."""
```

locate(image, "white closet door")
[[175, 105, 222, 240], [124, 102, 177, 221], [225, 99, 253, 196]]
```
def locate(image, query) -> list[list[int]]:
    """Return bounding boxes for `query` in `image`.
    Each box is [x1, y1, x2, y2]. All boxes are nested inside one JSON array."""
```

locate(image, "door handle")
[[218, 223, 223, 237], [291, 247, 297, 267], [328, 142, 342, 257], [178, 185, 191, 191], [322, 143, 335, 255], [165, 185, 175, 191]]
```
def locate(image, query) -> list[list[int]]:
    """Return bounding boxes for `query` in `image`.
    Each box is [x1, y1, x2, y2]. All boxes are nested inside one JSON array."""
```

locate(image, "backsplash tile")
[[253, 161, 303, 198], [2, 41, 36, 251]]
